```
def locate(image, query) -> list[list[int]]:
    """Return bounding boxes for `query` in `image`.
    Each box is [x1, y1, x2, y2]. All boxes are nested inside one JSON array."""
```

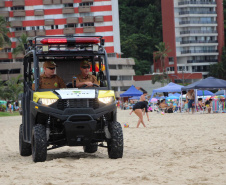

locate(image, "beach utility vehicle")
[[19, 36, 123, 162]]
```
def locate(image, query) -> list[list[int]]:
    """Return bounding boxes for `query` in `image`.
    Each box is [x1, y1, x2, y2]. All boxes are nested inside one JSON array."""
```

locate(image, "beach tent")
[[168, 93, 181, 97], [181, 77, 226, 90], [197, 90, 214, 96], [166, 96, 180, 100], [0, 100, 7, 106], [181, 77, 226, 113], [120, 85, 143, 97], [151, 82, 184, 99], [215, 90, 225, 95], [129, 96, 141, 100]]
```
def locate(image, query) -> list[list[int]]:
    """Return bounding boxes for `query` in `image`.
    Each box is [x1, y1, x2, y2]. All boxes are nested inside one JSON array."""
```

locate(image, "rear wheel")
[[107, 122, 123, 159], [32, 124, 47, 162], [83, 143, 98, 153], [19, 124, 32, 156]]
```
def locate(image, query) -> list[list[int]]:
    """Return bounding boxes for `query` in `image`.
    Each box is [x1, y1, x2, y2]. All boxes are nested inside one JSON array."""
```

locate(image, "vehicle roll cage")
[[24, 36, 111, 91]]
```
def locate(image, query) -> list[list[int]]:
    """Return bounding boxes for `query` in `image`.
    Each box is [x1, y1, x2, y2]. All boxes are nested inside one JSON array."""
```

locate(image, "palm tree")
[[0, 75, 23, 101], [12, 33, 28, 56], [152, 73, 170, 87], [154, 42, 171, 72], [0, 16, 11, 49]]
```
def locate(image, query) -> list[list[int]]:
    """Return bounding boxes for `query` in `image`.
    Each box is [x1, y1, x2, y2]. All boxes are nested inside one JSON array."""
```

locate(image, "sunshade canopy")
[[181, 77, 226, 90], [120, 85, 143, 97]]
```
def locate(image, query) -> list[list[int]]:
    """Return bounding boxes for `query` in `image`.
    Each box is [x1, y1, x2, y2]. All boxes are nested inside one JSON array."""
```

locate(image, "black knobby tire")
[[19, 124, 32, 156], [32, 124, 47, 162], [83, 143, 98, 153], [107, 122, 123, 159]]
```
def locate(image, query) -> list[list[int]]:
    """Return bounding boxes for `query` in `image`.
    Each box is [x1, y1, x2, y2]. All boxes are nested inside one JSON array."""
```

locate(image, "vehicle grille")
[[57, 99, 99, 110]]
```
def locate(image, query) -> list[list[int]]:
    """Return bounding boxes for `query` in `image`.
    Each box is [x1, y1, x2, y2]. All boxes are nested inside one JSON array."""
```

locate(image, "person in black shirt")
[[132, 101, 149, 128]]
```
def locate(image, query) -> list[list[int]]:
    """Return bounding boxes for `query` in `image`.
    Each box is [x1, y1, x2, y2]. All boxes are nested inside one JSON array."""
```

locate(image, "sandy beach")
[[0, 110, 226, 185]]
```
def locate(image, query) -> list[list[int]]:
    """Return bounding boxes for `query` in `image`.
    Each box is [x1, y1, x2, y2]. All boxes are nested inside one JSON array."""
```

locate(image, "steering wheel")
[[81, 84, 100, 88]]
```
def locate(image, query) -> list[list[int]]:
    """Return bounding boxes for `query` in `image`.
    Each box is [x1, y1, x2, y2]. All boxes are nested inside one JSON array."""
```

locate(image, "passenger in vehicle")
[[72, 60, 99, 88], [32, 61, 66, 90]]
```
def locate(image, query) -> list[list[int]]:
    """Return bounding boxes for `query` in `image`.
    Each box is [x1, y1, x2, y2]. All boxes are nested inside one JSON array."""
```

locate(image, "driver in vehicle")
[[72, 60, 99, 88], [32, 61, 66, 90]]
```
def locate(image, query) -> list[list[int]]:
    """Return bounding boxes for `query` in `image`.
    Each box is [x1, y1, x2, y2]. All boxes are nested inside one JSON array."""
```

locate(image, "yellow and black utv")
[[19, 36, 123, 162]]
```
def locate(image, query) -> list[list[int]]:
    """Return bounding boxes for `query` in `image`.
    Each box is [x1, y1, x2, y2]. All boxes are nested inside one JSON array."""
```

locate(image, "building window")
[[167, 67, 174, 72], [0, 59, 13, 63], [0, 48, 11, 52], [56, 25, 58, 29], [109, 65, 117, 69], [79, 2, 93, 6], [0, 69, 20, 74], [80, 23, 94, 27], [65, 24, 77, 28], [11, 6, 24, 10], [15, 27, 26, 31], [110, 76, 117, 81], [64, 3, 73, 7], [168, 57, 174, 62]]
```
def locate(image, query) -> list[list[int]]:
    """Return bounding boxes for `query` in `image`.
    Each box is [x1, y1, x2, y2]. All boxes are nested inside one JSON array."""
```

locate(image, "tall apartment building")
[[154, 0, 224, 83], [0, 0, 135, 96]]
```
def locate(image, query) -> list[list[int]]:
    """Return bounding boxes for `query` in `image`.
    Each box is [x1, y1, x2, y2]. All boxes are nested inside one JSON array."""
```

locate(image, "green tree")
[[151, 72, 171, 87], [0, 75, 23, 101], [0, 16, 11, 49], [154, 42, 171, 72], [119, 0, 162, 75], [12, 33, 28, 56], [209, 47, 226, 79]]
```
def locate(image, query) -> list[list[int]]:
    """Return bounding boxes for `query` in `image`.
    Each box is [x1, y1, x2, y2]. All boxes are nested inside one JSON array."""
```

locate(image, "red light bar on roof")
[[40, 38, 100, 45]]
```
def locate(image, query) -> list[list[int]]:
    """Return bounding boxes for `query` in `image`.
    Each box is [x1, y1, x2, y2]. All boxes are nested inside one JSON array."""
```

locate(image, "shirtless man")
[[186, 89, 195, 114]]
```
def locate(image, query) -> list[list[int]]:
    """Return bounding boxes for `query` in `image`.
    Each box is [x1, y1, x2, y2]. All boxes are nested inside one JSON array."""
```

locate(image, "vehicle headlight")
[[38, 98, 58, 106], [98, 97, 114, 104]]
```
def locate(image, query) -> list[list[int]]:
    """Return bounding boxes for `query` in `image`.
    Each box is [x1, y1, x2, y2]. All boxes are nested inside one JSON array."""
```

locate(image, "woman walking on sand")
[[132, 101, 149, 128]]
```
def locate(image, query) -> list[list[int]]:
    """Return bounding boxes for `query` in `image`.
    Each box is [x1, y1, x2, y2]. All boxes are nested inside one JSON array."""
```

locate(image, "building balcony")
[[178, 1, 216, 6], [13, 53, 24, 58], [53, 0, 61, 4], [95, 16, 104, 22], [0, 1, 5, 7], [0, 52, 9, 59], [179, 11, 216, 15], [0, 11, 9, 17], [111, 80, 135, 87], [62, 7, 74, 14], [82, 0, 93, 2], [83, 16, 94, 23], [45, 19, 54, 26], [13, 10, 26, 17], [180, 40, 218, 45], [36, 30, 46, 36], [83, 26, 95, 33], [34, 10, 44, 16], [62, 0, 73, 3], [181, 50, 218, 54], [12, 0, 25, 6], [63, 27, 75, 35], [67, 17, 78, 24], [27, 30, 36, 37], [187, 59, 218, 63], [179, 21, 217, 25], [43, 0, 52, 5], [78, 6, 91, 13], [180, 30, 217, 35], [10, 21, 23, 27], [15, 31, 26, 37], [109, 69, 135, 76]]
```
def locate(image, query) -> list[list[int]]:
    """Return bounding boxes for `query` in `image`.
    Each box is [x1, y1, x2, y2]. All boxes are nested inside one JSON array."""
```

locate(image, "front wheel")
[[83, 143, 98, 153], [32, 124, 47, 162], [19, 124, 32, 156], [107, 122, 123, 159]]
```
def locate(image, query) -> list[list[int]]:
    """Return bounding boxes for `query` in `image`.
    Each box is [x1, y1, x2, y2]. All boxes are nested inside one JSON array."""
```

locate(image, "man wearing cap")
[[72, 60, 99, 88], [32, 61, 66, 90]]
